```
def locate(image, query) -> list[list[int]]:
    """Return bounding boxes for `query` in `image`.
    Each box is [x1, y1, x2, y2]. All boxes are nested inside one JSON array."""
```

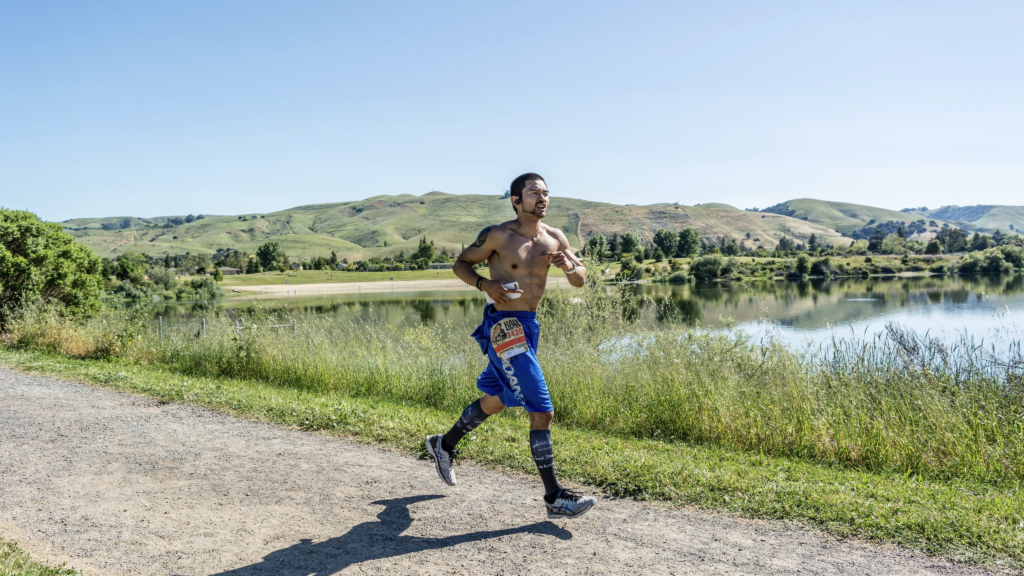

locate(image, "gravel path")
[[0, 368, 989, 576]]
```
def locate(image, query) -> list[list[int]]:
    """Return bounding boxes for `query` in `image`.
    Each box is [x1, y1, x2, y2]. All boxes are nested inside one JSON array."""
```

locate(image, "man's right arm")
[[455, 225, 521, 304]]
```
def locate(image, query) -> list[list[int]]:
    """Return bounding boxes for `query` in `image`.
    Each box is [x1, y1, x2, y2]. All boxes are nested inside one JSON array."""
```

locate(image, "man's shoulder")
[[541, 223, 569, 243], [487, 221, 518, 237], [470, 221, 514, 249]]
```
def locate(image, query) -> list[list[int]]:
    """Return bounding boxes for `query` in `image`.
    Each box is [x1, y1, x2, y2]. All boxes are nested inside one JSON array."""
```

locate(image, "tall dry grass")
[[8, 285, 1024, 484]]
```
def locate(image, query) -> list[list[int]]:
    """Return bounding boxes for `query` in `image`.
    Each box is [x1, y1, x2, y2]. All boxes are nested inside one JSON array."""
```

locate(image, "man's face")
[[517, 179, 549, 218]]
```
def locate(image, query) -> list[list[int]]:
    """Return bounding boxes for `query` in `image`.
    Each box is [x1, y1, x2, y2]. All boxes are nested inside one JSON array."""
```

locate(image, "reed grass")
[[9, 285, 1023, 485]]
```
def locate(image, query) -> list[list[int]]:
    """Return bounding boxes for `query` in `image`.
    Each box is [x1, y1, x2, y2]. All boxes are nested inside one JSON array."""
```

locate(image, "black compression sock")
[[530, 429, 562, 498], [442, 400, 490, 451]]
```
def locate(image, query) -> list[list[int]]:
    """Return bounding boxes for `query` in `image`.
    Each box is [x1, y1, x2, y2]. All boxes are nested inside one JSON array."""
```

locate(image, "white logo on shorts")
[[501, 356, 525, 404]]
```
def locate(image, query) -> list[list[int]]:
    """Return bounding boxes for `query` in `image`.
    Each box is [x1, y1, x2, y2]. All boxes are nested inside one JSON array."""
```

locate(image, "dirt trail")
[[0, 369, 987, 576]]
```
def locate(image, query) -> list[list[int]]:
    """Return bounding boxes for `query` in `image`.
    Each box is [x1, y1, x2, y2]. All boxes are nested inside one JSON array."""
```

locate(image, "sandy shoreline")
[[229, 277, 575, 297]]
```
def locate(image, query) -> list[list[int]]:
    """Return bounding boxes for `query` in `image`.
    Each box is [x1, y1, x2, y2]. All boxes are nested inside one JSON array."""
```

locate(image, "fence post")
[[292, 320, 297, 335], [159, 316, 163, 347], [202, 318, 206, 338]]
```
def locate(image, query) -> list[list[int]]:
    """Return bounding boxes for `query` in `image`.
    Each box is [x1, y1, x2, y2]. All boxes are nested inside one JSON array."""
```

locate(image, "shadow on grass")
[[209, 495, 572, 576]]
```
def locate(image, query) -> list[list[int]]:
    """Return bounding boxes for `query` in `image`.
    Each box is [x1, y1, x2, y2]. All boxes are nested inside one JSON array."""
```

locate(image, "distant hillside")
[[904, 205, 1024, 234], [761, 199, 921, 235], [61, 193, 846, 259], [62, 214, 225, 230]]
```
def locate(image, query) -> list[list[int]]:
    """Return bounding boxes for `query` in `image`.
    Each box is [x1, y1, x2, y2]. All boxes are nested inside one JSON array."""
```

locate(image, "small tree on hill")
[[586, 235, 607, 260], [414, 239, 435, 265], [608, 233, 620, 255], [721, 239, 740, 256], [676, 228, 701, 257], [653, 230, 678, 258], [214, 267, 224, 282], [256, 242, 284, 271], [620, 232, 640, 255]]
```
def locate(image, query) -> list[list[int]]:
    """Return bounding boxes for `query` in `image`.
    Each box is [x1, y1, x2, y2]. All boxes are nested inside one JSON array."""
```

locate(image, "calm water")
[[154, 275, 1024, 346]]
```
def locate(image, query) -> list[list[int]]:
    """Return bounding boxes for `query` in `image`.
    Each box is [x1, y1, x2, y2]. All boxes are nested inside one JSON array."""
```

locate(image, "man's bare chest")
[[496, 235, 559, 273]]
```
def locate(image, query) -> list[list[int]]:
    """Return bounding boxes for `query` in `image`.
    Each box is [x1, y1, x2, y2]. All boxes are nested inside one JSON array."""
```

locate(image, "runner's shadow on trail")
[[209, 495, 572, 576]]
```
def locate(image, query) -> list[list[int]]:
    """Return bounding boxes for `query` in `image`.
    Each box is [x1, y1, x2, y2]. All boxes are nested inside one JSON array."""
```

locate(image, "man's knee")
[[529, 410, 554, 430], [480, 395, 505, 415]]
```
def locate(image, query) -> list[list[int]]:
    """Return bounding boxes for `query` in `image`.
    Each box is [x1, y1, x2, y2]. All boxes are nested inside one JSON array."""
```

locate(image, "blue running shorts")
[[471, 305, 553, 413]]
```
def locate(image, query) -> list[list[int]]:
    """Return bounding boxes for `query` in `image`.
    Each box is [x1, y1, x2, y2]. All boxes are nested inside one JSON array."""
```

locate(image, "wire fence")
[[156, 316, 297, 346]]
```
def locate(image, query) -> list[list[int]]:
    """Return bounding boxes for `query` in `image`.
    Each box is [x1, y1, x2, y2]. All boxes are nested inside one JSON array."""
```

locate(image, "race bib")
[[490, 318, 530, 359]]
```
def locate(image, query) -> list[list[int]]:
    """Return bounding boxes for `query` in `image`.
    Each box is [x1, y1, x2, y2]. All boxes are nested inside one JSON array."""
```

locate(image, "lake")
[[153, 274, 1024, 347]]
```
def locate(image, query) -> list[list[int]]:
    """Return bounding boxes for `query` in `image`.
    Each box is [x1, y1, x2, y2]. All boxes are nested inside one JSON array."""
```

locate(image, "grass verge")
[[2, 347, 1021, 572], [0, 536, 78, 576]]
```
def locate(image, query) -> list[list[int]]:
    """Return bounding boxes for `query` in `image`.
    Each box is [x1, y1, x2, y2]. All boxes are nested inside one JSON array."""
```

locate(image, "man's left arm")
[[547, 232, 586, 288]]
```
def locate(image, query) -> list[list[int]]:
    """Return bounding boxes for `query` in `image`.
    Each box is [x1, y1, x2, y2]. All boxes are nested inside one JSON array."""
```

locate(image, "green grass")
[[0, 537, 78, 576], [2, 347, 1022, 570]]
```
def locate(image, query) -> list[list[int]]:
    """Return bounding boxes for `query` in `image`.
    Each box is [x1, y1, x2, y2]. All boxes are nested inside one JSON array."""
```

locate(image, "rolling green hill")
[[763, 199, 1024, 238], [907, 205, 1024, 234], [60, 192, 846, 259], [761, 199, 921, 235]]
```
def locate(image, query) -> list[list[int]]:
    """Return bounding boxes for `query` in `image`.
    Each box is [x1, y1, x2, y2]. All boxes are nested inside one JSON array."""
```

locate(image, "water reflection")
[[153, 275, 1024, 342], [153, 291, 491, 329]]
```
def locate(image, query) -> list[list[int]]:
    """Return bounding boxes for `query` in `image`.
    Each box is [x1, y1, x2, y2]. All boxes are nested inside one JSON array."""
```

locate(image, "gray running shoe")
[[425, 434, 456, 486], [546, 488, 596, 519]]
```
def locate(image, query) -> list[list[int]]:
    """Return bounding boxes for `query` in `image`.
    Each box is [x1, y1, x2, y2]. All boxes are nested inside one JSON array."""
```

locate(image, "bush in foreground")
[[0, 209, 103, 329]]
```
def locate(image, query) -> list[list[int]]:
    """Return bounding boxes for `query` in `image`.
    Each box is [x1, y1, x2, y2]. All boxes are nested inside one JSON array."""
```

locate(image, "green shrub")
[[667, 271, 690, 284], [810, 257, 834, 276], [690, 255, 723, 281], [998, 245, 1024, 269], [0, 209, 103, 329], [795, 254, 810, 275], [958, 249, 1013, 276], [616, 258, 643, 281]]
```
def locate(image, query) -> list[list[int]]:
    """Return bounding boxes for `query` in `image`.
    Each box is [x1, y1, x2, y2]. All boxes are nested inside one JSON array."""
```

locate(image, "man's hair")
[[509, 173, 545, 213]]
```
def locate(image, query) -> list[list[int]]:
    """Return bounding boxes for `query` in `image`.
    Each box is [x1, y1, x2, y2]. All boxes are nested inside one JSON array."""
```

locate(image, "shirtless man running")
[[425, 173, 597, 519]]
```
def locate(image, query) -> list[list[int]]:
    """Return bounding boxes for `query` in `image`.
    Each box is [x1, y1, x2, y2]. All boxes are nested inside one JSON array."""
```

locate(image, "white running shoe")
[[425, 434, 457, 486], [545, 488, 596, 518]]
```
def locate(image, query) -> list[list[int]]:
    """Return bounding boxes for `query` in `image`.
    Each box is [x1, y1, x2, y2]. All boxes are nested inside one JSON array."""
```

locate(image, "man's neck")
[[514, 213, 543, 239]]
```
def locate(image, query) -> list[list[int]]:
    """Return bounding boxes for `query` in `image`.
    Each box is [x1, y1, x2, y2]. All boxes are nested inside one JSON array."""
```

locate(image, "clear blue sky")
[[2, 1, 1022, 221]]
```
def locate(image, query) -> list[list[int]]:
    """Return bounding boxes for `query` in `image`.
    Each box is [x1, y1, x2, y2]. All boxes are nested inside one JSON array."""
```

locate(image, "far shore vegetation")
[[2, 206, 1024, 570], [82, 214, 1024, 303]]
